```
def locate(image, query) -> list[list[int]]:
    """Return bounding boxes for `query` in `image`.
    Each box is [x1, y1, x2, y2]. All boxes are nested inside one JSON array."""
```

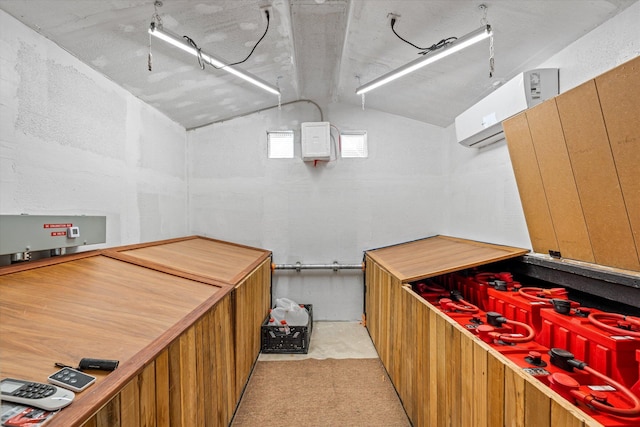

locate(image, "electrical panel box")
[[0, 215, 107, 256], [301, 122, 331, 162]]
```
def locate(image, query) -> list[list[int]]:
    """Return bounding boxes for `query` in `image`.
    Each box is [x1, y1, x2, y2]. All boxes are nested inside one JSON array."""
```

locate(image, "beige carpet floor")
[[231, 358, 411, 427]]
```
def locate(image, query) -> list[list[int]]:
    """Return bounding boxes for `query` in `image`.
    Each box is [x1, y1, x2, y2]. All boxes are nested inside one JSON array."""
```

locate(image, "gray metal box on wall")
[[0, 215, 107, 256]]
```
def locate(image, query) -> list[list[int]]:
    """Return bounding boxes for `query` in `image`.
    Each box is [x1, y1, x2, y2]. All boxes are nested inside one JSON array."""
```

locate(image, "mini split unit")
[[455, 69, 559, 148]]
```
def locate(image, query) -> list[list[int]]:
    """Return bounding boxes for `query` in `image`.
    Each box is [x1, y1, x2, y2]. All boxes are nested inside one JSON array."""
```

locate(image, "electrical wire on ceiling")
[[147, 1, 280, 95], [389, 15, 458, 55], [180, 8, 271, 71]]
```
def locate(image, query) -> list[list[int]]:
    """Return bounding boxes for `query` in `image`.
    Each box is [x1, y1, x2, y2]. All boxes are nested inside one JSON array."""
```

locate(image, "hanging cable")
[[223, 8, 271, 67], [158, 7, 271, 73], [183, 36, 206, 70], [479, 4, 495, 77], [390, 16, 457, 55], [148, 0, 164, 72], [198, 8, 271, 71]]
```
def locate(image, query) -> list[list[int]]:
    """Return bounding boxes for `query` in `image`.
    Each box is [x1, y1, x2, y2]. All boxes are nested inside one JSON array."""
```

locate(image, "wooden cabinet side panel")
[[524, 381, 551, 427], [138, 363, 157, 427], [504, 113, 559, 254], [212, 295, 236, 425], [460, 322, 474, 427], [233, 259, 271, 399], [526, 101, 594, 262], [94, 395, 121, 427], [595, 56, 640, 264], [487, 352, 505, 427], [155, 350, 170, 427], [365, 261, 394, 368], [449, 322, 462, 427], [119, 380, 140, 426], [556, 80, 640, 271], [82, 300, 236, 427]]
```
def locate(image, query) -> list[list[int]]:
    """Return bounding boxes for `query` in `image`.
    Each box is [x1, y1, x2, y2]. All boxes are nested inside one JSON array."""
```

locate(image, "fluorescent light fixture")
[[356, 25, 492, 95], [149, 23, 280, 96]]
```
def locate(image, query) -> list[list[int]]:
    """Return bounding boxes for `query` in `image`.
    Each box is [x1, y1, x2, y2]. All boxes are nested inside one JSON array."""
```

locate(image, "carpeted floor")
[[231, 358, 411, 427]]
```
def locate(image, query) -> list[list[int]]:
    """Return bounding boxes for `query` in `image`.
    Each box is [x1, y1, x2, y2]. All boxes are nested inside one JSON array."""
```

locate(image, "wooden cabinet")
[[0, 236, 271, 427], [364, 235, 601, 427], [108, 236, 272, 402], [503, 113, 559, 254], [504, 56, 640, 271], [556, 80, 639, 271], [595, 58, 640, 265]]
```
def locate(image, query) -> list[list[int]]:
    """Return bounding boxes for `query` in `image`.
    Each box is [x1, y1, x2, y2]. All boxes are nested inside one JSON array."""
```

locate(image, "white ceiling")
[[1, 0, 636, 130]]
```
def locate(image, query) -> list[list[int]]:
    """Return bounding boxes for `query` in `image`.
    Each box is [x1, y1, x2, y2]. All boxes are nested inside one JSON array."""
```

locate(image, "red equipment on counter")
[[502, 348, 592, 387], [412, 280, 450, 304], [539, 305, 640, 390], [430, 268, 640, 427], [441, 308, 549, 355], [547, 348, 640, 427]]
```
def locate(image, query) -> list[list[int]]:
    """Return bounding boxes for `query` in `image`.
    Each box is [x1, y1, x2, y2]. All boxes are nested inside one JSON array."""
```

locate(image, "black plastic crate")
[[261, 304, 313, 354]]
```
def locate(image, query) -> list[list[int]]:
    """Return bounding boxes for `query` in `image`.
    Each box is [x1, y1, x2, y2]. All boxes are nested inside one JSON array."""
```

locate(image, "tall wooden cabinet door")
[[525, 101, 594, 263], [556, 80, 640, 271], [595, 56, 640, 266], [503, 113, 559, 254]]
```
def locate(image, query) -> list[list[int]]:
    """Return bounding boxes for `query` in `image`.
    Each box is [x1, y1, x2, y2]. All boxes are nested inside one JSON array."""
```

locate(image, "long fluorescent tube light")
[[149, 23, 281, 96], [356, 25, 492, 95]]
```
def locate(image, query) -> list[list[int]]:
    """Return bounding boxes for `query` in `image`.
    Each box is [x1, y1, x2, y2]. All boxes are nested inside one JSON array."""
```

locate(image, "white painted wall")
[[2, 4, 638, 318], [444, 2, 640, 249], [188, 102, 447, 320], [0, 10, 188, 264]]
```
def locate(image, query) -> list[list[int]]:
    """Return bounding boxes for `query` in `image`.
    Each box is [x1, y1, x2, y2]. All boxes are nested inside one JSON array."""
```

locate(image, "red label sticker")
[[44, 223, 73, 229], [51, 231, 67, 236]]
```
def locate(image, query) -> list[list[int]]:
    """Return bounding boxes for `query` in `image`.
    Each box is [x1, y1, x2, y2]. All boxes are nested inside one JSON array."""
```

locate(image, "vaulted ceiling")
[[1, 0, 636, 130]]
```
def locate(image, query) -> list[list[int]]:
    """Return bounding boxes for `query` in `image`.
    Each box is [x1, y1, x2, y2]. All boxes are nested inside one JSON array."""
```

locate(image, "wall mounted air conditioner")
[[455, 68, 559, 148]]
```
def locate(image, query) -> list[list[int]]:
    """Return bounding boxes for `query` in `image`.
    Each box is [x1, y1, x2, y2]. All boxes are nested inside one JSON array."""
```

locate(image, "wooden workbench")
[[0, 236, 271, 427]]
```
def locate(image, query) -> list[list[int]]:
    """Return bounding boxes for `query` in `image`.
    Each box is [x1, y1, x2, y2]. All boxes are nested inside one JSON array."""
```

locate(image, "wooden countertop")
[[109, 236, 272, 286], [366, 235, 529, 282], [0, 253, 229, 423]]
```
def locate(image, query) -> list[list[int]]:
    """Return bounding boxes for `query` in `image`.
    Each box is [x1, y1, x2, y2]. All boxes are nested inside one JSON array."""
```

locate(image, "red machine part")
[[412, 280, 450, 304], [589, 312, 640, 338], [477, 312, 536, 344], [442, 309, 548, 354], [518, 286, 570, 302], [547, 348, 640, 426], [539, 306, 640, 390], [502, 349, 592, 387], [486, 286, 551, 338], [438, 290, 480, 313]]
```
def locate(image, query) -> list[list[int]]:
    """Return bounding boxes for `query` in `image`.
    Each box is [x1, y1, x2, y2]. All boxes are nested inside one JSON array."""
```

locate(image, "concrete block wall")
[[0, 10, 188, 260]]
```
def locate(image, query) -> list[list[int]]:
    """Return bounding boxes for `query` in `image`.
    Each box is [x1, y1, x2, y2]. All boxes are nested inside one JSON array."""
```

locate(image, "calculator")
[[1, 377, 75, 411]]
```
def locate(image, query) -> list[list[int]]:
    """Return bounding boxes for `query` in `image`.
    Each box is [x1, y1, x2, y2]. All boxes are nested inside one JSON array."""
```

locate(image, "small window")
[[340, 131, 368, 158], [267, 130, 294, 158]]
